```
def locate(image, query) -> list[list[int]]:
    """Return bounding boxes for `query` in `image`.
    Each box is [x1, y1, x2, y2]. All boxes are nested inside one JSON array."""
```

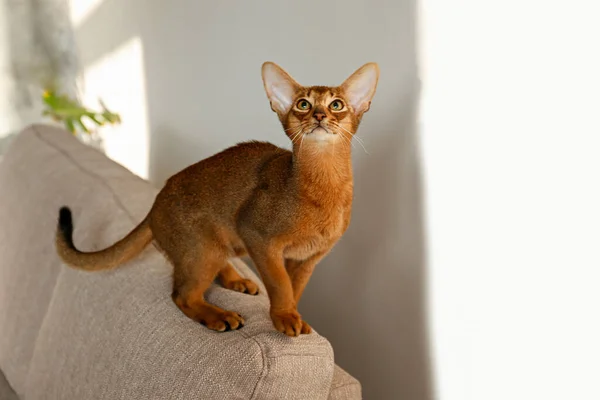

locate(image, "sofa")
[[0, 124, 361, 400]]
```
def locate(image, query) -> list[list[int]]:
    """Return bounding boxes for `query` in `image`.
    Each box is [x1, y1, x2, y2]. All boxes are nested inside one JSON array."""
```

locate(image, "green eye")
[[329, 100, 344, 111], [296, 99, 311, 110]]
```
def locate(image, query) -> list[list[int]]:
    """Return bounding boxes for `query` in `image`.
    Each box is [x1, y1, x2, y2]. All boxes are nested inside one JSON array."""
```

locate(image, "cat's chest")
[[283, 204, 349, 260]]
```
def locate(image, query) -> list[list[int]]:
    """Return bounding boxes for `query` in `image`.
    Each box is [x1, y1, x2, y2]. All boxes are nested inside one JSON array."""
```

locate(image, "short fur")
[[56, 62, 379, 336]]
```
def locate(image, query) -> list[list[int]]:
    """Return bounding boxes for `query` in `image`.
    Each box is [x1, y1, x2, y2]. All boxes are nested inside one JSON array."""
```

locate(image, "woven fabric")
[[0, 369, 18, 400], [328, 366, 362, 400], [0, 124, 361, 399]]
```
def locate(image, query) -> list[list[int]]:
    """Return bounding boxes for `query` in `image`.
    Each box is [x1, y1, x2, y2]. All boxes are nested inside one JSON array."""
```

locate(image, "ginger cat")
[[56, 61, 379, 337]]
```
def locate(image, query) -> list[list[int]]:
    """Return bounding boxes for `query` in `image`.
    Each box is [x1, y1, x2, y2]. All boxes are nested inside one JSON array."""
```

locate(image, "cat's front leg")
[[246, 244, 305, 337], [285, 252, 327, 334], [285, 251, 327, 304]]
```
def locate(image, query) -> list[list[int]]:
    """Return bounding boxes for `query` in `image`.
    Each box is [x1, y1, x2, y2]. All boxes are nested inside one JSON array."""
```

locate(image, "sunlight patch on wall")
[[81, 36, 149, 179], [69, 0, 104, 28], [420, 1, 600, 400], [0, 0, 16, 137]]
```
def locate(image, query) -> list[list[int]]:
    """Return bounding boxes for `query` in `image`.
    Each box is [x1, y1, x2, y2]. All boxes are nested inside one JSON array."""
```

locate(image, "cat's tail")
[[55, 206, 153, 271]]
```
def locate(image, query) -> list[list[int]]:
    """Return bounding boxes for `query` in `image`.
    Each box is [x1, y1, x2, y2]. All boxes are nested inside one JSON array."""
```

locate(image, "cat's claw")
[[271, 309, 303, 337], [194, 306, 245, 332], [301, 320, 312, 334]]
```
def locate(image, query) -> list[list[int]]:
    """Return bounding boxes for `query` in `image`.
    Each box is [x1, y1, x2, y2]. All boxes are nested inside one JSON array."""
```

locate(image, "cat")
[[56, 61, 379, 337]]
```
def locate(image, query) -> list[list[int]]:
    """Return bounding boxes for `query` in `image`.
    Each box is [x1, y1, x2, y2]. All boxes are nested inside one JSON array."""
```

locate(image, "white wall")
[[73, 1, 430, 399], [0, 0, 26, 139], [0, 0, 15, 138], [421, 1, 600, 399], [1, 0, 77, 142]]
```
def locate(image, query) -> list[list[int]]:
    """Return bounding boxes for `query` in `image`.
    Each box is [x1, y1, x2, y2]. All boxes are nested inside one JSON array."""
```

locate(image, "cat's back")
[[162, 140, 289, 200], [214, 140, 288, 167], [192, 140, 288, 178]]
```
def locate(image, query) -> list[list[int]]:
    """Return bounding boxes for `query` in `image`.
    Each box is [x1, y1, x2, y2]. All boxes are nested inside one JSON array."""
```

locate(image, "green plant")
[[42, 90, 121, 134]]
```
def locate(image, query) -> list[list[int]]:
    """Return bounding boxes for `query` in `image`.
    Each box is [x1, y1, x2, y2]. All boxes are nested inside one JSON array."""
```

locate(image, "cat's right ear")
[[262, 62, 300, 115]]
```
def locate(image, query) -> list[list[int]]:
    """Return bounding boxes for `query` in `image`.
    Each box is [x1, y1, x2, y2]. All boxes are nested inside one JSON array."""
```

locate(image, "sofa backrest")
[[0, 125, 360, 400], [0, 125, 159, 397]]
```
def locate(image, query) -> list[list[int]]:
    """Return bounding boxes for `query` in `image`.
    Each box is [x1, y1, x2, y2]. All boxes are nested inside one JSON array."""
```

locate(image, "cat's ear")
[[341, 63, 380, 115], [262, 62, 300, 115]]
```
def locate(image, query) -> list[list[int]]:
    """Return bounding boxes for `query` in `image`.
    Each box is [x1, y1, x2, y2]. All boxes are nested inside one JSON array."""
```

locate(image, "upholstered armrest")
[[0, 125, 361, 400]]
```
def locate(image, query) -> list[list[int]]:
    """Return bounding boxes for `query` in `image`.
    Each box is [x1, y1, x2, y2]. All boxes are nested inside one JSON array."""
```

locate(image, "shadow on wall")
[[3, 0, 79, 129], [299, 85, 432, 400], [73, 0, 433, 398], [1, 0, 43, 136]]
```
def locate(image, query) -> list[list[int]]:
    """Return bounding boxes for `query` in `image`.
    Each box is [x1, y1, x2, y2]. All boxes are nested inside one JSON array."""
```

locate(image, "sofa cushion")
[[0, 369, 18, 400], [0, 125, 360, 399], [329, 366, 362, 400]]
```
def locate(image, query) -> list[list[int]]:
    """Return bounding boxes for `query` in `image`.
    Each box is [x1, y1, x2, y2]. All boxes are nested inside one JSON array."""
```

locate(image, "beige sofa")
[[0, 125, 361, 400]]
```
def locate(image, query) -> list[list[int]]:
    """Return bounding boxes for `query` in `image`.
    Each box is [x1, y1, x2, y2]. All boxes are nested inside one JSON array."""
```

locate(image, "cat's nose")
[[313, 112, 326, 122]]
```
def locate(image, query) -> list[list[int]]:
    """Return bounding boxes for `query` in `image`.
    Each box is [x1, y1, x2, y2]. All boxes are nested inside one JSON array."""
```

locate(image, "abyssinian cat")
[[56, 61, 379, 337]]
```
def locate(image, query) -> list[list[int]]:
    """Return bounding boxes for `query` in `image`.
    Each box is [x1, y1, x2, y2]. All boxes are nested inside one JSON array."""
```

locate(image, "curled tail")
[[56, 207, 153, 271]]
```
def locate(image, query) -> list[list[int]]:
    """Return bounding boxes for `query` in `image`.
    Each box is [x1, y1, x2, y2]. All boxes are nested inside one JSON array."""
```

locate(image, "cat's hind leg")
[[218, 261, 259, 295], [170, 245, 245, 332]]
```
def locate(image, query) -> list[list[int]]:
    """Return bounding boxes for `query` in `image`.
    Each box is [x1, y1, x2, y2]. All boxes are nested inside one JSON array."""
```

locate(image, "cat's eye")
[[296, 99, 312, 111], [329, 100, 345, 111]]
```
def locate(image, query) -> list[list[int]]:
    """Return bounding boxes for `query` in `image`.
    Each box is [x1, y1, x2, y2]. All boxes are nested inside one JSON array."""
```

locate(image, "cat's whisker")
[[332, 125, 354, 149], [351, 134, 369, 155], [287, 122, 311, 147], [337, 131, 354, 149], [285, 124, 305, 132], [331, 122, 369, 155], [354, 137, 369, 155], [299, 132, 306, 155], [289, 124, 305, 138], [332, 121, 355, 136], [287, 130, 307, 144], [353, 133, 365, 143], [290, 129, 305, 145], [290, 131, 303, 140], [342, 134, 358, 152]]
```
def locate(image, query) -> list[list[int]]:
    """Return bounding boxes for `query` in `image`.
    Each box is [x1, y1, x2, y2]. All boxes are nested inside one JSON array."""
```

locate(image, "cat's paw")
[[222, 278, 259, 295], [301, 320, 312, 334], [195, 305, 245, 332], [270, 309, 303, 337]]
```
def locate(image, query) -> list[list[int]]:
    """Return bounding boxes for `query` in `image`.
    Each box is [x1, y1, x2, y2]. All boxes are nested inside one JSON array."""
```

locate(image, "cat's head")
[[261, 62, 379, 146]]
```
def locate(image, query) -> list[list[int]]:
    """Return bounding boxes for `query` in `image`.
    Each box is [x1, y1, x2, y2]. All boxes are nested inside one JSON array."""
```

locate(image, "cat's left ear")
[[262, 62, 301, 115], [341, 63, 380, 116]]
